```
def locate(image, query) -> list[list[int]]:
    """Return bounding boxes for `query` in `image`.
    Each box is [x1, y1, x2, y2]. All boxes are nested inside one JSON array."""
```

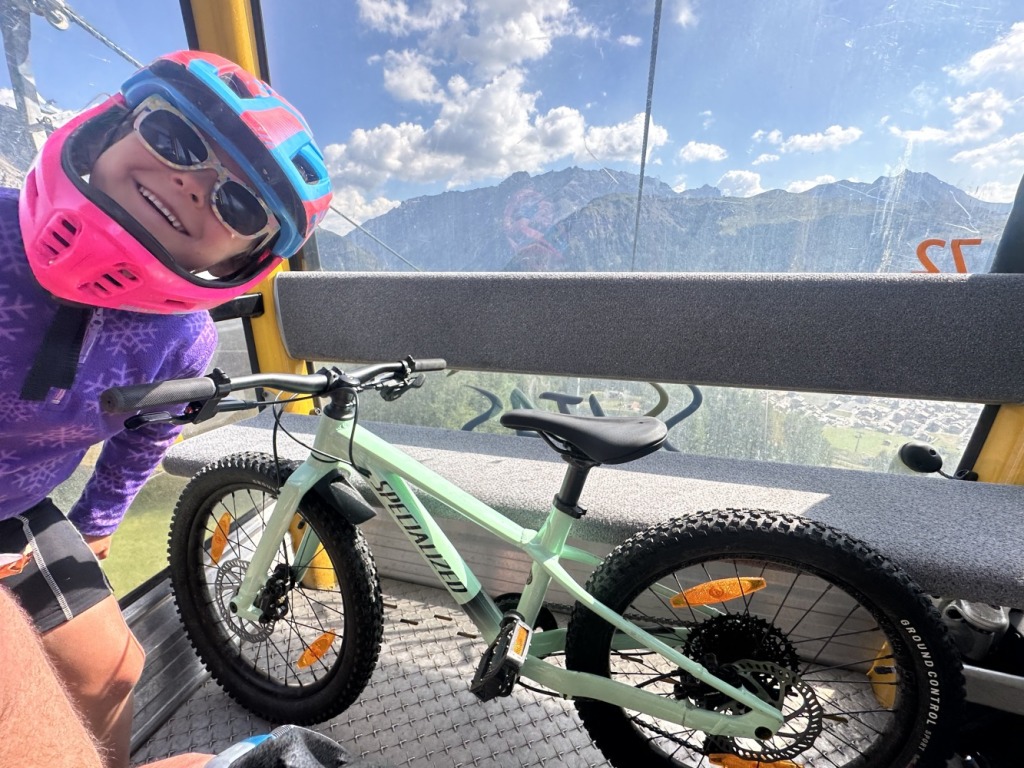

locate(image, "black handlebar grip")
[[412, 358, 446, 372], [100, 377, 218, 413]]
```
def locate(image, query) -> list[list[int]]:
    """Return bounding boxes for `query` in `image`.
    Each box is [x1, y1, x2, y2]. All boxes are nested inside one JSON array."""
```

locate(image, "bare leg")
[[40, 594, 146, 768], [145, 757, 214, 767], [0, 585, 103, 768], [1, 586, 213, 767]]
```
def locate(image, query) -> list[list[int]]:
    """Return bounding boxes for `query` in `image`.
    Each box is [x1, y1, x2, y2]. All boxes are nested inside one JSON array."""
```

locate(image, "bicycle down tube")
[[228, 408, 785, 739]]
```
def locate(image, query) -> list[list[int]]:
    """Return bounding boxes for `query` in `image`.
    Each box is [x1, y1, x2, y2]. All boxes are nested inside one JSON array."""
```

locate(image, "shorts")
[[0, 499, 113, 633]]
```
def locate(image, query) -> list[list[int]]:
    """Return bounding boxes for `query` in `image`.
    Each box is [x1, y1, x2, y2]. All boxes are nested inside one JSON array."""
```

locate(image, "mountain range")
[[0, 102, 1010, 275], [317, 167, 1013, 274]]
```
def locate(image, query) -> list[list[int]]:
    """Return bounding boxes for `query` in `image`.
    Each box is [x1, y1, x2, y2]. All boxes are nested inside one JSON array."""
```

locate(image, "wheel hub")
[[706, 660, 825, 762], [214, 559, 273, 642], [677, 614, 823, 761]]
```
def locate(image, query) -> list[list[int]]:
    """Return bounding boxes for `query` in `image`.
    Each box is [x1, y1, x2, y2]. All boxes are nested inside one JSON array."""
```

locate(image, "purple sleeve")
[[68, 316, 218, 537]]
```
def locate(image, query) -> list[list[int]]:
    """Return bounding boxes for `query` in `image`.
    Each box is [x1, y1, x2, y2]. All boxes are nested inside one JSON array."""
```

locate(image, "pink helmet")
[[19, 51, 333, 314]]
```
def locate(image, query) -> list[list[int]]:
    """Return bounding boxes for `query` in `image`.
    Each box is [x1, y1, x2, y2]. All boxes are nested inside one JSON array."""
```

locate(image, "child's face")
[[90, 129, 262, 277]]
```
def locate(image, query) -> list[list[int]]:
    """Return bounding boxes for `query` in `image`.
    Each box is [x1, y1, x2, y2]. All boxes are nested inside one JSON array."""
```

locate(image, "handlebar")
[[100, 356, 447, 415]]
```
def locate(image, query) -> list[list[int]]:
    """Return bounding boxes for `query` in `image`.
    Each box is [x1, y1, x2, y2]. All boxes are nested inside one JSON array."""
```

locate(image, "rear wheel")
[[565, 509, 964, 767], [168, 452, 383, 724]]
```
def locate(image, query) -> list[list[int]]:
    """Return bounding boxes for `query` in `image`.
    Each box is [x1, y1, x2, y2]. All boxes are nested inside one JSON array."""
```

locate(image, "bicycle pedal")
[[469, 612, 533, 702]]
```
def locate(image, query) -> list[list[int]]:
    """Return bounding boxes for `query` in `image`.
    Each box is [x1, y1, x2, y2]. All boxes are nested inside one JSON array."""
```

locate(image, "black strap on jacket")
[[20, 305, 93, 401]]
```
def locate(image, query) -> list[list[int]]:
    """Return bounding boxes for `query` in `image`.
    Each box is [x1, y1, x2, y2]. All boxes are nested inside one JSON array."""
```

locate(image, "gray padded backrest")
[[274, 272, 1024, 403]]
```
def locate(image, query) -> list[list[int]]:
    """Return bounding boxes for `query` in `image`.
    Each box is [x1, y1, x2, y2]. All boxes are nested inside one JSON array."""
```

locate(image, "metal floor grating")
[[131, 578, 612, 767]]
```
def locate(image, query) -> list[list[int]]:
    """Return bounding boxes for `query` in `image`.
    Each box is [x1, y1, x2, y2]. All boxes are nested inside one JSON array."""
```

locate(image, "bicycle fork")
[[229, 457, 336, 623]]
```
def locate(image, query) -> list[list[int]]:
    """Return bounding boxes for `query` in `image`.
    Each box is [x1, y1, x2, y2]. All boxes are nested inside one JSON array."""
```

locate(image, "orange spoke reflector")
[[868, 640, 897, 709], [209, 513, 232, 565], [670, 577, 767, 608], [297, 631, 337, 669], [709, 755, 801, 768]]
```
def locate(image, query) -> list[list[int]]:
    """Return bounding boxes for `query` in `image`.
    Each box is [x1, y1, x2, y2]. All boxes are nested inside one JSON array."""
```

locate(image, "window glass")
[[268, 2, 1012, 474], [265, 1, 1020, 275], [353, 371, 982, 475]]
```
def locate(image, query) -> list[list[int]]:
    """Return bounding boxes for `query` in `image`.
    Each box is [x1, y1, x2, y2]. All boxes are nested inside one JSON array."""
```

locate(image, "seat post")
[[554, 458, 597, 518]]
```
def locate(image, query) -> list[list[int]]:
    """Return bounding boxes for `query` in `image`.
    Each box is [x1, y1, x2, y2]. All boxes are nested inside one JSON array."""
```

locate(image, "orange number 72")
[[915, 238, 982, 273]]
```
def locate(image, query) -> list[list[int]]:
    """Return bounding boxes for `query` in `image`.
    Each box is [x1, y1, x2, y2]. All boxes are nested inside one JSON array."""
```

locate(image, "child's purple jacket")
[[0, 187, 217, 536]]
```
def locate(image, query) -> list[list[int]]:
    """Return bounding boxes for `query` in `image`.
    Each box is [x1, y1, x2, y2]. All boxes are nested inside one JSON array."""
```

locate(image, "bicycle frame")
[[229, 408, 785, 739]]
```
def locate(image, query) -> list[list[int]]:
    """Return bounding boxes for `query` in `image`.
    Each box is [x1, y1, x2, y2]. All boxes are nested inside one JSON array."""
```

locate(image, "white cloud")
[[751, 128, 782, 144], [946, 21, 1024, 82], [950, 131, 1024, 171], [320, 187, 401, 235], [786, 175, 837, 194], [360, 0, 599, 76], [888, 125, 951, 144], [618, 34, 642, 47], [332, 2, 671, 195], [969, 179, 1020, 204], [324, 69, 669, 193], [672, 0, 699, 28], [356, 0, 465, 36], [889, 88, 1012, 145], [752, 153, 778, 165], [678, 140, 727, 163], [717, 170, 763, 197], [582, 113, 669, 164], [454, 1, 598, 75], [381, 50, 445, 103], [947, 88, 1010, 142], [756, 124, 862, 153], [699, 109, 713, 129]]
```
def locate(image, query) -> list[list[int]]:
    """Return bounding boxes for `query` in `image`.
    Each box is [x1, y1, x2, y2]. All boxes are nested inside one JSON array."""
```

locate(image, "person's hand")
[[83, 534, 113, 560]]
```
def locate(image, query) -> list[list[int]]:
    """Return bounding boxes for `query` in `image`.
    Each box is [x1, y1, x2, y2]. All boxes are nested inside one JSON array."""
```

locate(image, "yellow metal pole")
[[184, 0, 313, 409], [970, 405, 1024, 484], [186, 0, 262, 76]]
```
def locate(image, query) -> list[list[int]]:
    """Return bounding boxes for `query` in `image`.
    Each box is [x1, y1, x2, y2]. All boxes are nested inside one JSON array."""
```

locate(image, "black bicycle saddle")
[[499, 410, 667, 465]]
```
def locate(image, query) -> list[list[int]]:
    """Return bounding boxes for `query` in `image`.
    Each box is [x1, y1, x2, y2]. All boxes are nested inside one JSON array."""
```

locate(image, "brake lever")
[[124, 409, 197, 430], [378, 374, 425, 402], [123, 396, 251, 430]]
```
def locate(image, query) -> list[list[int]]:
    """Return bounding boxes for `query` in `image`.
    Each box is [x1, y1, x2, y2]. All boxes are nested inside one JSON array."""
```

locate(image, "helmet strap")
[[20, 305, 93, 401]]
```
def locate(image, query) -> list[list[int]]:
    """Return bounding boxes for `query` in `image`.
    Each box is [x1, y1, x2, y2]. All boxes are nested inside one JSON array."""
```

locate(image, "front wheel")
[[564, 509, 964, 768], [168, 452, 384, 724]]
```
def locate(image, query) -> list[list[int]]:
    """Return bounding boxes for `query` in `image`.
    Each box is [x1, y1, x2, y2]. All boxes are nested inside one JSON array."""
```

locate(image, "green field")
[[822, 424, 966, 472]]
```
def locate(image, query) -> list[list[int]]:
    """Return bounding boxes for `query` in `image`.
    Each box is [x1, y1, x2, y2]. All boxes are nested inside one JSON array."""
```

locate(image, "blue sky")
[[2, 0, 1022, 234]]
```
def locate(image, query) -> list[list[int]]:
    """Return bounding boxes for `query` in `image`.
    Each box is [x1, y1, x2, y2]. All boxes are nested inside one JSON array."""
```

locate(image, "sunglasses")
[[131, 95, 279, 243]]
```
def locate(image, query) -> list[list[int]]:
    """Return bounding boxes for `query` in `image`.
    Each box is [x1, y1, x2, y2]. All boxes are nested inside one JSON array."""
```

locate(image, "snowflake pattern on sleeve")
[[101, 313, 161, 356], [12, 456, 66, 494], [80, 363, 139, 414], [0, 290, 33, 343], [67, 311, 217, 534]]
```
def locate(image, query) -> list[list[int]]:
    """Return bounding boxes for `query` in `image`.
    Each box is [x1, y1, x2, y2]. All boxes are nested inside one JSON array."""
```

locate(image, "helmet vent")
[[292, 151, 323, 184], [85, 266, 140, 297], [221, 71, 256, 99], [39, 216, 80, 260]]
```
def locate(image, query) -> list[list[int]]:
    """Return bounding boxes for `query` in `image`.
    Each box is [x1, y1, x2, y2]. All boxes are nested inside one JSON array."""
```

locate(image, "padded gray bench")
[[164, 408, 1024, 610]]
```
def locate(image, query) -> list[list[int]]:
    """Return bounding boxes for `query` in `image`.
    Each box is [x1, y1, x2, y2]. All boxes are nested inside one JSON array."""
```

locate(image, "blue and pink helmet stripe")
[[120, 50, 332, 258]]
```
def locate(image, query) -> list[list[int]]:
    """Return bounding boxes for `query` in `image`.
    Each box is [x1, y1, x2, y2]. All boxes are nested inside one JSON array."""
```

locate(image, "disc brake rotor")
[[707, 660, 825, 762], [214, 558, 274, 643]]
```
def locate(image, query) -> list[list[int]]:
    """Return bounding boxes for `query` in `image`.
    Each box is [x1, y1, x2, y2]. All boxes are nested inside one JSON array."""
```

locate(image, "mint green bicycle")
[[102, 357, 964, 768]]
